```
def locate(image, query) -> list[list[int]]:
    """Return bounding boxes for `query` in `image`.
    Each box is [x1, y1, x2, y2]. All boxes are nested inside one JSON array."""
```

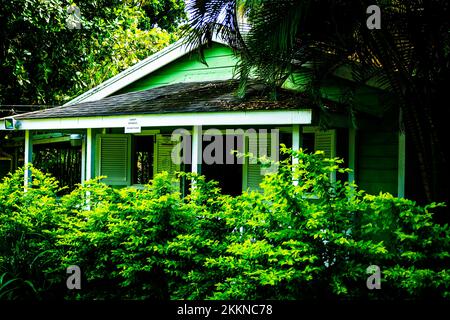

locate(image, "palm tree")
[[184, 0, 450, 206]]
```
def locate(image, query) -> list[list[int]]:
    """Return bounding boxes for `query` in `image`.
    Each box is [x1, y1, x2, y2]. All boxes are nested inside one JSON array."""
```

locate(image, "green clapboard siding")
[[357, 130, 398, 195], [116, 44, 237, 94]]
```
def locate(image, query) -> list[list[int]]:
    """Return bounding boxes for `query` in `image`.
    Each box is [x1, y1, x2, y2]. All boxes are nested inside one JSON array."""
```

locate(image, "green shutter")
[[96, 134, 131, 185], [314, 129, 336, 158], [155, 134, 180, 179], [314, 129, 336, 181], [245, 131, 278, 191]]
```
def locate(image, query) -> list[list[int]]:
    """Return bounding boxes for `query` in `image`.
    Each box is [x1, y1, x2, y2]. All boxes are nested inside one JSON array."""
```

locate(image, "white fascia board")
[[64, 35, 231, 106], [14, 110, 312, 131]]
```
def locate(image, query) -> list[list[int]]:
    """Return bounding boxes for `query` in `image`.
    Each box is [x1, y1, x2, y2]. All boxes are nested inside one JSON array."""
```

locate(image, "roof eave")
[[1, 109, 313, 131]]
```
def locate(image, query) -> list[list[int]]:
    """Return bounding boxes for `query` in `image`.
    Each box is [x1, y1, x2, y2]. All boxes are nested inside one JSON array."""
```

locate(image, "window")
[[96, 133, 179, 187]]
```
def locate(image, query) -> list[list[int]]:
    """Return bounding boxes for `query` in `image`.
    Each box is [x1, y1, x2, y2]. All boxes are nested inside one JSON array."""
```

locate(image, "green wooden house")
[[0, 36, 406, 197]]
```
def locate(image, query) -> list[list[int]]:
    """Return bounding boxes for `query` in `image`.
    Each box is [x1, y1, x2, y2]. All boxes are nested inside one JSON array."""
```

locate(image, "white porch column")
[[81, 132, 86, 184], [85, 128, 93, 181], [292, 124, 302, 185], [292, 124, 301, 154], [84, 128, 94, 210], [191, 125, 202, 175], [24, 130, 33, 190]]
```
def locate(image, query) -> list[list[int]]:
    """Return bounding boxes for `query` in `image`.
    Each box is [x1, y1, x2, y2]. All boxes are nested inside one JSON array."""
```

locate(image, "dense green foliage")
[[0, 0, 185, 106], [186, 0, 450, 204], [0, 149, 448, 300]]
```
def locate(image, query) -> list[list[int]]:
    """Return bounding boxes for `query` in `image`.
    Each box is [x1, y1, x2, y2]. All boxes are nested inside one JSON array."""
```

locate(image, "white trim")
[[398, 131, 406, 198], [191, 125, 202, 175], [81, 134, 86, 184], [13, 110, 312, 130], [292, 124, 301, 186], [86, 128, 93, 181], [64, 36, 229, 106], [24, 130, 32, 190], [85, 129, 92, 209]]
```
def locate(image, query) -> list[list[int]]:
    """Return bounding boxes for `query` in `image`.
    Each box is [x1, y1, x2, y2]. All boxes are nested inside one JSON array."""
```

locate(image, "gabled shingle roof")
[[63, 36, 229, 106], [13, 80, 315, 120]]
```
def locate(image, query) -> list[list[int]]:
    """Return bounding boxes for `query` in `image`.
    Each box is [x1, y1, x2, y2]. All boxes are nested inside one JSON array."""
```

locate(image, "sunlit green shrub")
[[164, 148, 450, 300], [0, 149, 448, 300], [0, 166, 64, 299], [55, 172, 191, 300]]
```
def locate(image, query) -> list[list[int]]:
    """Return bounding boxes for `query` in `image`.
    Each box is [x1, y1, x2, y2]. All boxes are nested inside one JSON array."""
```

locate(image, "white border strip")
[[8, 110, 312, 130]]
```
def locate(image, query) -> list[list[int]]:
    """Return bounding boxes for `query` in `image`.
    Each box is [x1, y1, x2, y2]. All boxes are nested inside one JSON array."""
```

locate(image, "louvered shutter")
[[155, 134, 180, 179], [314, 129, 336, 181], [97, 134, 131, 185], [245, 131, 279, 191], [314, 130, 336, 158]]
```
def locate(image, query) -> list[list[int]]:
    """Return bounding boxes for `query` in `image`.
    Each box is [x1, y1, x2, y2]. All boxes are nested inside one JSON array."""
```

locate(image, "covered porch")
[[1, 81, 317, 194], [13, 113, 313, 195], [1, 80, 405, 197]]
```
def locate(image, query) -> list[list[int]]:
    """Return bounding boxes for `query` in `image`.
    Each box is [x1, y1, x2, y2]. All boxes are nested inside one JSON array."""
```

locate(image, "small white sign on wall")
[[125, 118, 141, 133]]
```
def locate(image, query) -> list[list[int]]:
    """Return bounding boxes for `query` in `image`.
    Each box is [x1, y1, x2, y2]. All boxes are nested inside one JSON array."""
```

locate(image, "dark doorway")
[[202, 161, 242, 196], [132, 135, 154, 184], [201, 135, 243, 196]]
